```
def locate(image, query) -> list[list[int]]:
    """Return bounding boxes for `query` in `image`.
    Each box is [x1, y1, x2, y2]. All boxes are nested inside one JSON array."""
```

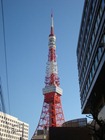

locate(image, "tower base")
[[31, 134, 47, 140], [31, 130, 48, 140]]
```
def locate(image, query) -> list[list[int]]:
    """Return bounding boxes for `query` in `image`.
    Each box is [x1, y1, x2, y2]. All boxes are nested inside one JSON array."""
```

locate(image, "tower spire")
[[49, 12, 54, 36]]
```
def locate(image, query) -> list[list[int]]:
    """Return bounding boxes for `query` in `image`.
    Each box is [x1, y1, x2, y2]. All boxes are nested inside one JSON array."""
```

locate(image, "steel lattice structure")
[[32, 14, 65, 139]]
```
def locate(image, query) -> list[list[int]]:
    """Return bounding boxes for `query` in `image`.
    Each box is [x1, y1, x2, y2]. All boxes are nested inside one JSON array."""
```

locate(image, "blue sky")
[[0, 0, 85, 139]]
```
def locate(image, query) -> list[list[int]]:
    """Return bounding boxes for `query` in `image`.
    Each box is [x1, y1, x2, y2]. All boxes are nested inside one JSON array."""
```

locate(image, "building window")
[[95, 55, 98, 69], [102, 0, 104, 8], [92, 63, 95, 76], [89, 43, 92, 53], [103, 34, 105, 43], [100, 6, 102, 17], [90, 71, 92, 83], [92, 33, 95, 45]]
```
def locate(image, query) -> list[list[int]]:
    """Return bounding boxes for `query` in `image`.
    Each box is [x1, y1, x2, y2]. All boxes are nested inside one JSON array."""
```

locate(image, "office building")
[[0, 111, 29, 140], [77, 0, 105, 118]]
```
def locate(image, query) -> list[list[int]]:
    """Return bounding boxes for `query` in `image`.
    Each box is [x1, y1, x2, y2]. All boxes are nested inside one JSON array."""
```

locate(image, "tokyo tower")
[[31, 13, 65, 140]]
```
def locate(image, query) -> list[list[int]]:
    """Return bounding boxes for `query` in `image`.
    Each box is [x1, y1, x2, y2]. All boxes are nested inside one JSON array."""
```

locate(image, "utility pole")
[[11, 123, 25, 140], [19, 123, 25, 140]]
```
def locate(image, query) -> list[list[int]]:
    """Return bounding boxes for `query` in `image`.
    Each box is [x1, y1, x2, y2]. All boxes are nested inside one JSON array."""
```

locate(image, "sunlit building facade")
[[0, 112, 29, 140], [77, 0, 105, 118]]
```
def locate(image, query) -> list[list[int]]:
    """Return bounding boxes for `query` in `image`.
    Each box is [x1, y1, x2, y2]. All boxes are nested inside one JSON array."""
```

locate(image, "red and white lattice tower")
[[32, 13, 65, 139]]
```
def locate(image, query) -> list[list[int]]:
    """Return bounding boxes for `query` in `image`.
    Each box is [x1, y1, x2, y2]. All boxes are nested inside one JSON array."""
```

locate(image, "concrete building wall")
[[0, 111, 29, 140]]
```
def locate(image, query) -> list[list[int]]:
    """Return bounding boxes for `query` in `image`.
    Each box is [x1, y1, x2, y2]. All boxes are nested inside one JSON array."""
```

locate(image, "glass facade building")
[[77, 0, 105, 115]]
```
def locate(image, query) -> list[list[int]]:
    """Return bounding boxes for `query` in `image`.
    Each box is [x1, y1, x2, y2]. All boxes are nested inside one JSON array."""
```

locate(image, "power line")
[[1, 0, 11, 113], [0, 77, 6, 113]]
